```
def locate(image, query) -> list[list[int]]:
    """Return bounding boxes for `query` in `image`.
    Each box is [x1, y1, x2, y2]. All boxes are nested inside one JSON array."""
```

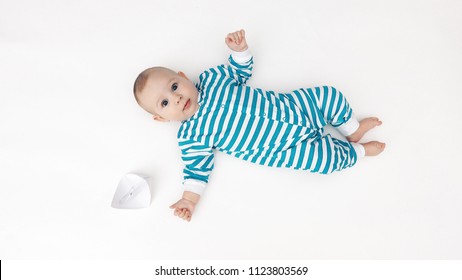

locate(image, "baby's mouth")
[[183, 99, 191, 111]]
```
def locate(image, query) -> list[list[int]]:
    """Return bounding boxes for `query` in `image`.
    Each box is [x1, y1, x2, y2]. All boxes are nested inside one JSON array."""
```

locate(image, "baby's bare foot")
[[363, 141, 386, 156], [347, 117, 382, 143]]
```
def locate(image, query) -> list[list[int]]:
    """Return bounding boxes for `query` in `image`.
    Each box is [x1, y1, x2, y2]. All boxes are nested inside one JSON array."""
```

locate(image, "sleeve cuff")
[[230, 49, 252, 63], [183, 179, 207, 196]]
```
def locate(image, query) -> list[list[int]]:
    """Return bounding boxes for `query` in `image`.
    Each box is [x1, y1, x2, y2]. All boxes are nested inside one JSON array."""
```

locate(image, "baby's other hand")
[[225, 29, 248, 52], [169, 191, 200, 222]]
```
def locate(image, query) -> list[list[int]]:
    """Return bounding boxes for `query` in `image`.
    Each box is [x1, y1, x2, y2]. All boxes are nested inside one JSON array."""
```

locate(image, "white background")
[[1, 0, 461, 259]]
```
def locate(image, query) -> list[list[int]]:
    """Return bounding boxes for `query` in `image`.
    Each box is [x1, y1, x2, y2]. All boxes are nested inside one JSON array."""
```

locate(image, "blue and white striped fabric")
[[178, 51, 358, 195]]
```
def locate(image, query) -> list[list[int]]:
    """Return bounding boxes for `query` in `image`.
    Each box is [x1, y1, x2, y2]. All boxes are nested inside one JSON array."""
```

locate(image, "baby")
[[133, 30, 385, 222]]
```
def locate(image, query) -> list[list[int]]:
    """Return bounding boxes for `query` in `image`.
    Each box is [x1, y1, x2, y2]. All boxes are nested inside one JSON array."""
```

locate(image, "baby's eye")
[[161, 99, 169, 107], [171, 83, 178, 91]]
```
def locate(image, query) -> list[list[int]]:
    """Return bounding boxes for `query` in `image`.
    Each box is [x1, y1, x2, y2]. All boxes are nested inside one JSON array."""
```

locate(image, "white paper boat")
[[111, 173, 151, 209]]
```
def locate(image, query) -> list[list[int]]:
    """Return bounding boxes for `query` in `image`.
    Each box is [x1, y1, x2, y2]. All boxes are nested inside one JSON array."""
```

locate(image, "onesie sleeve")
[[225, 49, 253, 86], [178, 138, 215, 196]]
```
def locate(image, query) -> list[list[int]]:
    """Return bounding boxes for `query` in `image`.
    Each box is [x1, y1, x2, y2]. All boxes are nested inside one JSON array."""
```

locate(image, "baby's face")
[[139, 69, 199, 122]]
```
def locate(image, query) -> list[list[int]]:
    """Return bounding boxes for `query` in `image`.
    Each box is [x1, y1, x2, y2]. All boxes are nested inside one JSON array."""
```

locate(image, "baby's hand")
[[225, 29, 248, 52], [169, 191, 200, 222]]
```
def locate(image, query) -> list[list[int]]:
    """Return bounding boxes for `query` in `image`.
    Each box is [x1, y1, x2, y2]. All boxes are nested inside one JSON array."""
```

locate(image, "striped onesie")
[[178, 50, 364, 195]]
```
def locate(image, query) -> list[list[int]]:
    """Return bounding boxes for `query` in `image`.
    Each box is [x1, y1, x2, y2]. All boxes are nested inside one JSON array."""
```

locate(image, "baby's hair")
[[133, 67, 153, 106]]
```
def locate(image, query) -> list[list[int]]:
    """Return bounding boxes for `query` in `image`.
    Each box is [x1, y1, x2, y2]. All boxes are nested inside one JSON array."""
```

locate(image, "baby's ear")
[[153, 115, 169, 122], [178, 71, 189, 80]]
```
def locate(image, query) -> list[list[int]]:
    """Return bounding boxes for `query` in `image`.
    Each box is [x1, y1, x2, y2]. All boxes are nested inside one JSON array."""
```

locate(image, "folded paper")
[[111, 173, 151, 209]]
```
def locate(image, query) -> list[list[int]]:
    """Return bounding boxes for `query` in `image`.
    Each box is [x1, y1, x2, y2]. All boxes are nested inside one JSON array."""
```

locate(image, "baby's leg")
[[283, 87, 385, 156], [282, 87, 349, 130], [263, 134, 363, 174], [300, 86, 383, 144], [311, 86, 354, 128], [301, 135, 363, 174], [290, 86, 357, 131]]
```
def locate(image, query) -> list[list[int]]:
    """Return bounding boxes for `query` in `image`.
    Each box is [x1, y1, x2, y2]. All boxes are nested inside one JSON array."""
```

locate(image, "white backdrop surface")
[[1, 0, 461, 259]]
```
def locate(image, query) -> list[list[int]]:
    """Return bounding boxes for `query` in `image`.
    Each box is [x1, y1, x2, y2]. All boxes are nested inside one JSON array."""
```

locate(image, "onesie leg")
[[263, 134, 361, 174], [301, 135, 361, 173], [289, 86, 359, 135], [311, 86, 358, 131]]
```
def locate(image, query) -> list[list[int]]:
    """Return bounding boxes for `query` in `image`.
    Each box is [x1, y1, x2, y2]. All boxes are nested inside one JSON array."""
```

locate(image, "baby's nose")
[[174, 94, 182, 104]]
